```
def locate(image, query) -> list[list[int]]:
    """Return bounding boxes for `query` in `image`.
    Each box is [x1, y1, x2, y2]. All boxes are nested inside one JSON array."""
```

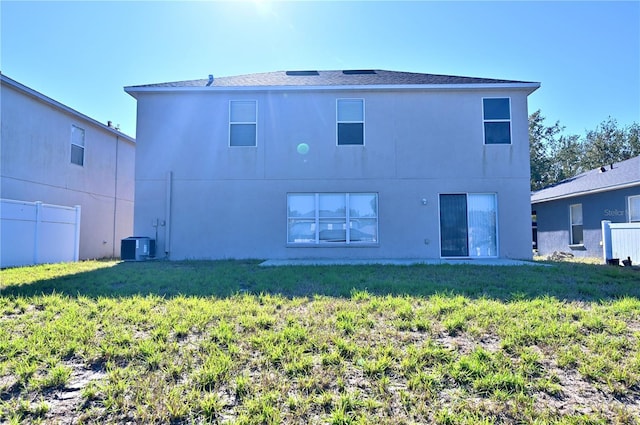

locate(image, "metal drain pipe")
[[165, 171, 173, 258]]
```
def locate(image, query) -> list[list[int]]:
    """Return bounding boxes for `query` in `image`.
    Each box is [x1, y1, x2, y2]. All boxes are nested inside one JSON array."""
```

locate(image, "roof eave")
[[2, 74, 136, 143], [531, 181, 640, 204], [124, 82, 541, 98]]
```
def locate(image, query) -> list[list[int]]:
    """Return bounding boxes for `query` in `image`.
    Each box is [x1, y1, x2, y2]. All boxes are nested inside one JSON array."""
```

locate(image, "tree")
[[528, 110, 573, 191], [529, 112, 639, 191], [551, 134, 583, 183], [581, 117, 627, 170], [623, 122, 640, 158]]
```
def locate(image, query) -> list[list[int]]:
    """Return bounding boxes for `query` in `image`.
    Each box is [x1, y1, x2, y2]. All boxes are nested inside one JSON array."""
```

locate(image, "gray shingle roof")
[[126, 69, 538, 89], [531, 155, 640, 203]]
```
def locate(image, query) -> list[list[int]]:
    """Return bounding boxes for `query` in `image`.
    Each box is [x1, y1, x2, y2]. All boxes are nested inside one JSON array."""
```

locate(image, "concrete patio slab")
[[260, 258, 545, 267]]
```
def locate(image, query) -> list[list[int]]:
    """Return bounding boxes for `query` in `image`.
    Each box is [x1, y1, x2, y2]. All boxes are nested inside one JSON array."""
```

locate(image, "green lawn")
[[0, 260, 639, 424]]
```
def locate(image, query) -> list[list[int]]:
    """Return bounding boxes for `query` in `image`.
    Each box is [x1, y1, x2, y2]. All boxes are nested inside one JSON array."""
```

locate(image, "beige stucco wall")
[[132, 87, 533, 260], [1, 77, 135, 259]]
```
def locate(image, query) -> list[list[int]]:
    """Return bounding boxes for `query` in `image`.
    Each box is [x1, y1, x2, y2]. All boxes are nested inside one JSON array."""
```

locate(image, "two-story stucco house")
[[125, 70, 539, 261], [1, 74, 135, 261]]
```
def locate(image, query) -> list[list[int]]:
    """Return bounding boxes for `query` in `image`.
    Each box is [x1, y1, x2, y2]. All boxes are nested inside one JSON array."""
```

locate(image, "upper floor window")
[[71, 125, 85, 166], [483, 98, 511, 144], [629, 195, 640, 222], [229, 100, 257, 147], [337, 99, 364, 145], [570, 203, 583, 245]]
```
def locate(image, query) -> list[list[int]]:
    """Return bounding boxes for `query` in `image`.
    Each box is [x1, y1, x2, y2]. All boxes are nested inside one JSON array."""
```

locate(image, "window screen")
[[230, 100, 257, 147], [71, 125, 85, 166], [337, 99, 364, 145], [483, 98, 511, 144]]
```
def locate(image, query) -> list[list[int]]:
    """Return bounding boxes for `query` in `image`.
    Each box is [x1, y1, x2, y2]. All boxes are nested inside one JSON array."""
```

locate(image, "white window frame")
[[287, 192, 378, 245], [336, 98, 365, 146], [569, 203, 583, 246], [229, 100, 257, 147], [437, 192, 499, 258], [482, 97, 512, 145], [629, 195, 640, 223], [70, 124, 85, 166]]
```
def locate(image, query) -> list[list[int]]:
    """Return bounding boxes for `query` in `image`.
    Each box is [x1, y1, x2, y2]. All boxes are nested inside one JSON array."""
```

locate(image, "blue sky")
[[2, 1, 638, 138]]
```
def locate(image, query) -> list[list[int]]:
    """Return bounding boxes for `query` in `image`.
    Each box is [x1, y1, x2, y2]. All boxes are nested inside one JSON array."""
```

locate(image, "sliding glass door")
[[440, 194, 497, 257], [439, 194, 468, 257]]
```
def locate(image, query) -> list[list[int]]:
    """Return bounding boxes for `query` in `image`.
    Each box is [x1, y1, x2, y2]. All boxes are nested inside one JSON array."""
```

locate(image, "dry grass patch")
[[1, 260, 639, 424]]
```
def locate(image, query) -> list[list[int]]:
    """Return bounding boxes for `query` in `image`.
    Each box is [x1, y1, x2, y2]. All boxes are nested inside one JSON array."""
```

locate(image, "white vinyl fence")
[[0, 199, 81, 268], [602, 220, 640, 265]]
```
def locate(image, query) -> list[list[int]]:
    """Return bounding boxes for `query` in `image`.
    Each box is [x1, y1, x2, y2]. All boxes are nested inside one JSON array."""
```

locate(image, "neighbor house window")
[[483, 98, 511, 144], [337, 99, 364, 145], [71, 125, 85, 166], [287, 193, 378, 244], [440, 193, 497, 257], [229, 100, 257, 146], [629, 195, 640, 222], [570, 204, 583, 245]]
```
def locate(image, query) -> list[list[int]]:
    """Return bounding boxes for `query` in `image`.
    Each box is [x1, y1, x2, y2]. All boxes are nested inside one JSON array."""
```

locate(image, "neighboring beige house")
[[125, 70, 539, 260], [1, 74, 135, 260]]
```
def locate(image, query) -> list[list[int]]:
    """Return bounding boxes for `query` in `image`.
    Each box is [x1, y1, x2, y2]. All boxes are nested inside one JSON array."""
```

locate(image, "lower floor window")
[[288, 193, 378, 244], [570, 204, 583, 245], [629, 195, 640, 222], [440, 193, 497, 257]]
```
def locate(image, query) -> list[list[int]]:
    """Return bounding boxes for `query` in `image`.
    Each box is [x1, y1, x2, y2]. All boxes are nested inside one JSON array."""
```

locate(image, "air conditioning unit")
[[121, 237, 156, 261]]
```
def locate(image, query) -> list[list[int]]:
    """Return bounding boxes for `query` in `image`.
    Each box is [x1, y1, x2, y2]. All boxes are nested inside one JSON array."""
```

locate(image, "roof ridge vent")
[[342, 70, 377, 75], [285, 70, 319, 76]]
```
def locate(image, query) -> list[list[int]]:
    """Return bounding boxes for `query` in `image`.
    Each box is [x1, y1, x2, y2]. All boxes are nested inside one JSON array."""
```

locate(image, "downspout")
[[112, 135, 119, 258], [165, 171, 172, 258], [34, 201, 42, 264], [74, 205, 81, 261]]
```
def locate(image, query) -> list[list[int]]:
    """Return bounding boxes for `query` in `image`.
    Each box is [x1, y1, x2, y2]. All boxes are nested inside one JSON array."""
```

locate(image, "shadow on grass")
[[1, 259, 639, 302]]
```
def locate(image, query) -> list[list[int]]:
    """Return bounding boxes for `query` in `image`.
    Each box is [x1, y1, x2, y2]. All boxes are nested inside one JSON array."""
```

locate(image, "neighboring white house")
[[1, 74, 135, 261], [125, 70, 539, 260]]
